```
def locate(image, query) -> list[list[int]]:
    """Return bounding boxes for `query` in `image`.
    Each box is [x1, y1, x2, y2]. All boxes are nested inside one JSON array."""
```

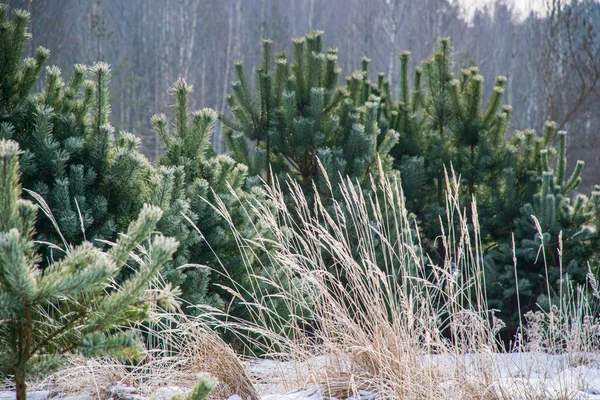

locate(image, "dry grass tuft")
[[190, 163, 505, 398], [147, 306, 260, 400], [39, 300, 259, 399], [41, 355, 194, 397]]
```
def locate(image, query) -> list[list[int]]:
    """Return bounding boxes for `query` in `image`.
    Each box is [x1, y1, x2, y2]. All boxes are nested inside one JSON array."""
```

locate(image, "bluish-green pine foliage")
[[222, 31, 399, 196], [0, 6, 152, 261], [152, 79, 266, 314], [0, 139, 177, 400], [378, 38, 600, 334]]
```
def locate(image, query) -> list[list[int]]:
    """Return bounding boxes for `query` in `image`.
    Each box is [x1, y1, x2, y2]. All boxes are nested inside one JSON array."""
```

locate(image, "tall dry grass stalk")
[[143, 301, 260, 400], [191, 162, 507, 398]]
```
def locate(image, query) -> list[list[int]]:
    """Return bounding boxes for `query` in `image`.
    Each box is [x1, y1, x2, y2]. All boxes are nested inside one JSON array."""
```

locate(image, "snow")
[[241, 352, 600, 399], [5, 352, 600, 400]]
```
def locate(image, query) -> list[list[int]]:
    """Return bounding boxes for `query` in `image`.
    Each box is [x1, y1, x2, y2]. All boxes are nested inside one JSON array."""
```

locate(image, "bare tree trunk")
[[26, 0, 34, 55], [184, 1, 199, 80], [201, 57, 206, 105], [178, 0, 185, 77], [218, 0, 236, 154], [15, 373, 26, 400], [387, 0, 400, 89], [155, 0, 166, 157], [507, 24, 516, 107], [308, 0, 315, 31], [260, 0, 266, 38]]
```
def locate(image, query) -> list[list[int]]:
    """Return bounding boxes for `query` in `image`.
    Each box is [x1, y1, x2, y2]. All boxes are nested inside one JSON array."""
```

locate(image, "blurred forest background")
[[9, 0, 599, 192]]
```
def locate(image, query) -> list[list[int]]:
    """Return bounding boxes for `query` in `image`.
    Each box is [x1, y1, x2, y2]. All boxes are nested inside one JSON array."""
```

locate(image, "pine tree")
[[0, 6, 152, 261], [0, 139, 178, 400], [379, 38, 600, 335], [222, 31, 399, 198], [151, 79, 265, 314]]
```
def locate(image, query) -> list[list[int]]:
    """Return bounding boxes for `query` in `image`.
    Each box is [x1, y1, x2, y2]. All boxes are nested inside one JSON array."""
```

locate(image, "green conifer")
[[221, 33, 410, 338], [222, 31, 399, 197], [0, 139, 177, 400], [171, 377, 215, 400], [380, 38, 600, 335], [0, 6, 152, 261], [151, 79, 265, 314]]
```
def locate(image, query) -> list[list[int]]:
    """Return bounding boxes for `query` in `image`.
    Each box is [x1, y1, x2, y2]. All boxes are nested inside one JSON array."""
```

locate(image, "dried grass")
[[197, 161, 600, 399], [37, 293, 259, 399], [32, 162, 600, 399], [183, 163, 503, 398], [147, 305, 260, 400]]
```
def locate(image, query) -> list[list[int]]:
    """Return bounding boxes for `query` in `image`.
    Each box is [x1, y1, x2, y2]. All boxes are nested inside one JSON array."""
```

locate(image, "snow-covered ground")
[[242, 352, 600, 399], [4, 352, 600, 400]]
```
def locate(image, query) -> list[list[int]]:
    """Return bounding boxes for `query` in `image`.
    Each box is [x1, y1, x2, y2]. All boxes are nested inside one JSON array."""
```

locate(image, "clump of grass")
[[145, 303, 260, 400], [192, 162, 505, 398], [34, 273, 259, 400], [39, 312, 257, 400]]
